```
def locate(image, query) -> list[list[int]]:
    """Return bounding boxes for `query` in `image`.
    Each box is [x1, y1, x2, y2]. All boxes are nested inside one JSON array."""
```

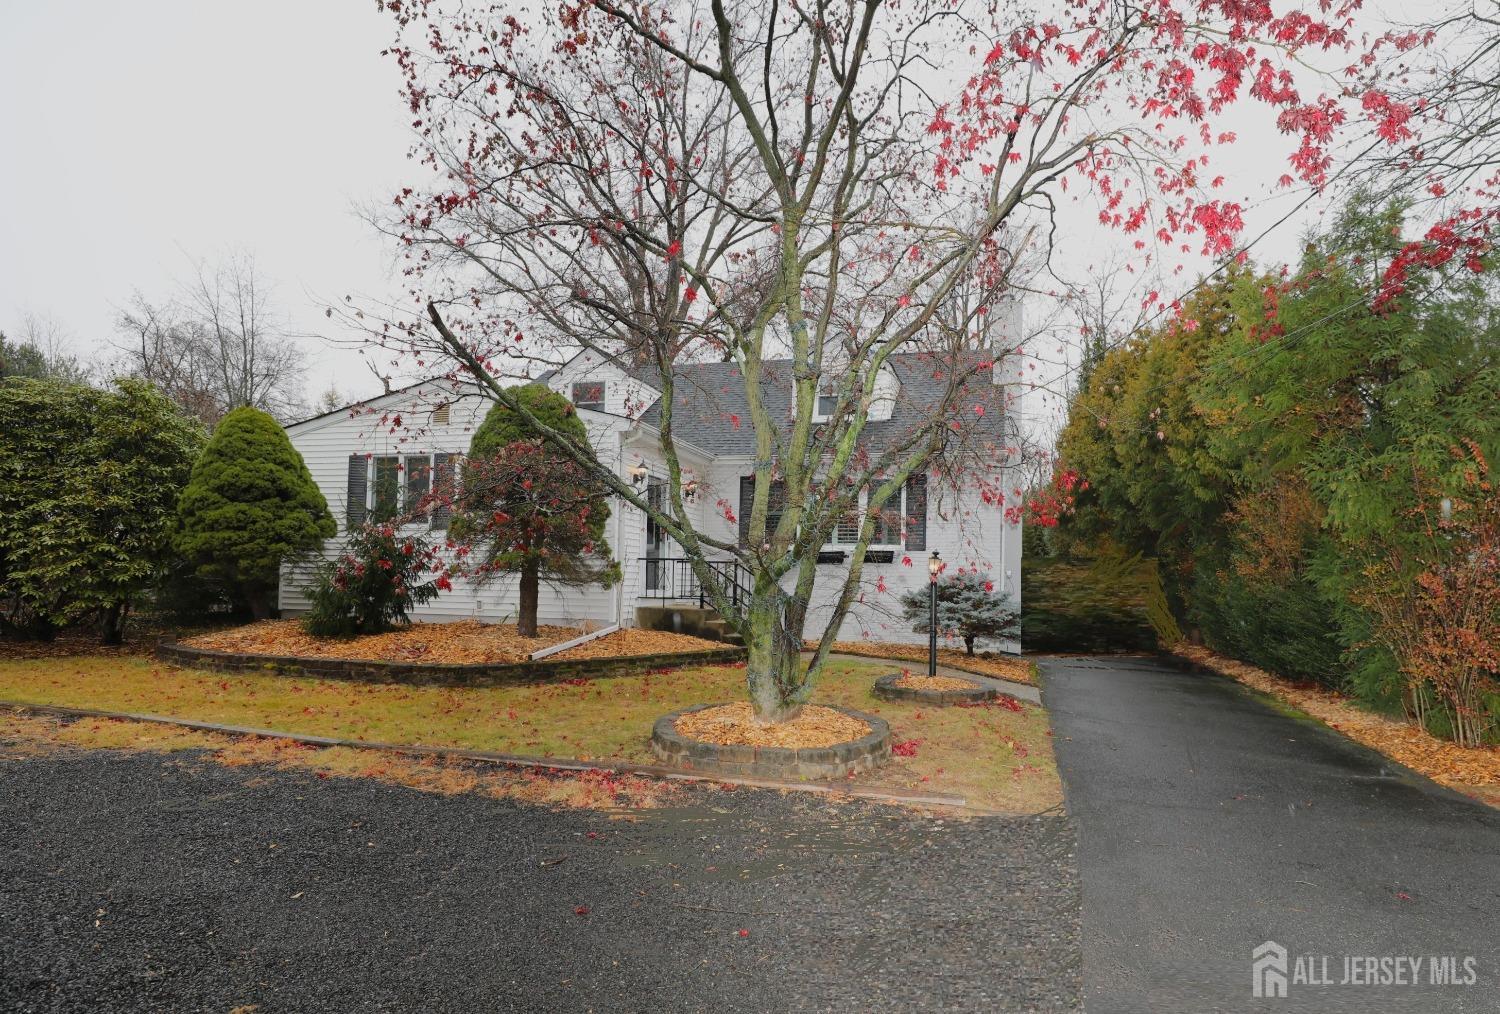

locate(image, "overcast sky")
[[2, 0, 1383, 428], [0, 0, 415, 406]]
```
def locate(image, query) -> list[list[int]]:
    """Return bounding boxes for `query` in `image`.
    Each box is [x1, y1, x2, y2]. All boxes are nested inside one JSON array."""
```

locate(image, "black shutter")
[[346, 454, 367, 531], [738, 475, 753, 546], [430, 453, 456, 531], [904, 472, 927, 551]]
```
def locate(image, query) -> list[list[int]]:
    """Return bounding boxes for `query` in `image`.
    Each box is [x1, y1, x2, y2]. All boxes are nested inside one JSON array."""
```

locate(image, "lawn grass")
[[0, 655, 1061, 812]]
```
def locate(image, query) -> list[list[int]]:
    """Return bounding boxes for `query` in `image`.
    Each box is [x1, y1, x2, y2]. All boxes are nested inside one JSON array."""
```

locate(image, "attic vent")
[[431, 403, 451, 425]]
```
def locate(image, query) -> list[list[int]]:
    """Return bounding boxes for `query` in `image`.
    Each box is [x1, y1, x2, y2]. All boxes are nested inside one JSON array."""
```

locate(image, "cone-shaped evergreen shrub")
[[176, 406, 334, 618]]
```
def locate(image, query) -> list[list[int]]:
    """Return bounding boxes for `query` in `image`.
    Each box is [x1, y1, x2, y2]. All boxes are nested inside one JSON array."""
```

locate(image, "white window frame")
[[367, 453, 440, 524], [827, 487, 906, 550], [812, 392, 840, 423], [571, 381, 606, 412]]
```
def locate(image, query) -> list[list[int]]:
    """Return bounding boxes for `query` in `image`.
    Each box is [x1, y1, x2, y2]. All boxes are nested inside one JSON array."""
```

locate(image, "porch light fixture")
[[927, 550, 941, 677], [630, 461, 648, 486]]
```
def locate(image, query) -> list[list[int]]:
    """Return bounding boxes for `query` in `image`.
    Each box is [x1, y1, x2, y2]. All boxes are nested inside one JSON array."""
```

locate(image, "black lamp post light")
[[927, 549, 941, 677]]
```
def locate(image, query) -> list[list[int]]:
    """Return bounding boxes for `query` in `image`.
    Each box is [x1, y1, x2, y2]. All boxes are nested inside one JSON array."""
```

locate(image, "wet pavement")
[[1040, 655, 1500, 1013], [0, 741, 1080, 1012]]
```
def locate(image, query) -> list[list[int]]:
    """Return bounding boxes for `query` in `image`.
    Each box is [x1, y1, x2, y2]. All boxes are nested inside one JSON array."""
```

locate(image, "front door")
[[644, 477, 667, 592]]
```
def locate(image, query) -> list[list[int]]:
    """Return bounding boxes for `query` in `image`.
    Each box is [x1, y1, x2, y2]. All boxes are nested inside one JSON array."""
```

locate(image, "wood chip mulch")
[[182, 619, 724, 665], [814, 640, 1035, 685], [674, 702, 871, 749], [892, 673, 980, 692], [1179, 644, 1500, 803]]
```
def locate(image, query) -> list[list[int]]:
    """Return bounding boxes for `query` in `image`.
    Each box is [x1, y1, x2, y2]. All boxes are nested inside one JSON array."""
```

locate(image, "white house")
[[279, 351, 1024, 651]]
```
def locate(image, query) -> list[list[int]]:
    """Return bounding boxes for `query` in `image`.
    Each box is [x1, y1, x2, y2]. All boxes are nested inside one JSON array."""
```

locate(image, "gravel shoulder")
[[0, 734, 1080, 1013]]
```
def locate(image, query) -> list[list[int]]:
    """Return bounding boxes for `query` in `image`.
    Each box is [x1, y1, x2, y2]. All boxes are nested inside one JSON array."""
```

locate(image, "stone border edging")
[[0, 699, 980, 811], [809, 648, 1037, 692], [156, 639, 747, 688], [872, 672, 998, 706], [650, 703, 892, 779]]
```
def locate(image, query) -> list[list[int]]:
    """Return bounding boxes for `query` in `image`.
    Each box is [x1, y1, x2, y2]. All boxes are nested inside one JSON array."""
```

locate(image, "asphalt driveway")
[[0, 735, 1080, 1013], [1039, 656, 1500, 1013]]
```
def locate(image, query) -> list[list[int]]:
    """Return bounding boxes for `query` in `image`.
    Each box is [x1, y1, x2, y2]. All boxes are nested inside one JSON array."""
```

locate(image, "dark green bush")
[[176, 406, 334, 618], [1021, 557, 1158, 653], [1188, 563, 1346, 689], [301, 525, 447, 636], [0, 377, 204, 642]]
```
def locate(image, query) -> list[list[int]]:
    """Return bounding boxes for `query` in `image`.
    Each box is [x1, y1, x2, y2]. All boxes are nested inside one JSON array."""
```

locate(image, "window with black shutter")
[[430, 453, 456, 531], [904, 472, 927, 551], [738, 475, 753, 545], [371, 456, 400, 522], [346, 454, 367, 531], [738, 475, 786, 545], [404, 454, 432, 518]]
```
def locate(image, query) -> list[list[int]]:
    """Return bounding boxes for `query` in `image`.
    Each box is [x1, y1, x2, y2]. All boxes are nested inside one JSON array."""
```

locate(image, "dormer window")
[[571, 382, 605, 411], [814, 393, 838, 422]]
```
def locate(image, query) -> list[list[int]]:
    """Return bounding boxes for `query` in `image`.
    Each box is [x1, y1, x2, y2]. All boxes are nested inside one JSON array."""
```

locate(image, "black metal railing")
[[640, 557, 751, 610]]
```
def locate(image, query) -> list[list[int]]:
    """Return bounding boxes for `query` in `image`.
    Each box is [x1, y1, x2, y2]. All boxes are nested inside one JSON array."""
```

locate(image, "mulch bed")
[[673, 703, 871, 749], [891, 673, 980, 692], [816, 640, 1034, 685], [182, 620, 723, 666], [1178, 644, 1500, 804]]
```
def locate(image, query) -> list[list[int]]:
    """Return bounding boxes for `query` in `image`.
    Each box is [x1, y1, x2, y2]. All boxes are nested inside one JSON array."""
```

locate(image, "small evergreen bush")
[[899, 570, 1019, 655], [175, 406, 334, 618], [301, 524, 448, 636]]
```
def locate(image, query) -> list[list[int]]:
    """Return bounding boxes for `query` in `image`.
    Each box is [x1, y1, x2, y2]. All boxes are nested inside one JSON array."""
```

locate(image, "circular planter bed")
[[651, 702, 891, 780], [872, 671, 998, 706]]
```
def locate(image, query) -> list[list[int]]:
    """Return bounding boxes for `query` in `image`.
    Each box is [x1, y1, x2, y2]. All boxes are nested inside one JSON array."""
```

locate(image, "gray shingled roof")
[[629, 351, 1008, 457]]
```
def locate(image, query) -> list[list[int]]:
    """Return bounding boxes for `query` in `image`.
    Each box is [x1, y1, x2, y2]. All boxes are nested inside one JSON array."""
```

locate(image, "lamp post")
[[927, 550, 941, 677]]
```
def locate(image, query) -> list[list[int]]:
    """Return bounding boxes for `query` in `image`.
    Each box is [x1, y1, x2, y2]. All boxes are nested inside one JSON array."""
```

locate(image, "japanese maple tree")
[[451, 386, 618, 638], [370, 0, 1371, 721]]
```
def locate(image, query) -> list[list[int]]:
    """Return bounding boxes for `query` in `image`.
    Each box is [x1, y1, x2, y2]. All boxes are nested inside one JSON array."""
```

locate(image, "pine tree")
[[175, 406, 334, 618], [899, 570, 1019, 655]]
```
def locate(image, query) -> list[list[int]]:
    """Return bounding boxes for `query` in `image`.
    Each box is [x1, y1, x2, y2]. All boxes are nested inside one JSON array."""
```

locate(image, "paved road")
[[0, 738, 1080, 1012], [1039, 656, 1500, 1013]]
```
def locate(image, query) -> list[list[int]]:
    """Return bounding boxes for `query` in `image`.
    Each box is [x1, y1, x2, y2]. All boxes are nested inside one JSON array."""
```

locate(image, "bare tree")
[[0, 313, 93, 384], [114, 252, 308, 425], [364, 0, 1364, 722]]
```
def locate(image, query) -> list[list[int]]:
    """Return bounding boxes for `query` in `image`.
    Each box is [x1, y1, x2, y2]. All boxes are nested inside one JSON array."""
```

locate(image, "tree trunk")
[[518, 562, 539, 638], [964, 634, 975, 656], [247, 588, 274, 621], [743, 588, 808, 723], [100, 601, 127, 646]]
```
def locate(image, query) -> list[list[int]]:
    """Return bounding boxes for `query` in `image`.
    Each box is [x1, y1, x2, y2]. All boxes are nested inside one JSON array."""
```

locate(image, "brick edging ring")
[[155, 640, 747, 689], [872, 672, 998, 706], [650, 703, 892, 779]]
